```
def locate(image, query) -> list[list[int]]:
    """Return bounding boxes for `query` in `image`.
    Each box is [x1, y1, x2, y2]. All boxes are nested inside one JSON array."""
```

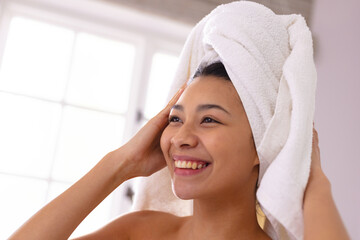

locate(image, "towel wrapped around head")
[[132, 1, 317, 239]]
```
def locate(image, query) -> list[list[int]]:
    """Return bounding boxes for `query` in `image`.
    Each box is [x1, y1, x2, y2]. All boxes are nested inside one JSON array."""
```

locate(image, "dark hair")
[[192, 61, 231, 81]]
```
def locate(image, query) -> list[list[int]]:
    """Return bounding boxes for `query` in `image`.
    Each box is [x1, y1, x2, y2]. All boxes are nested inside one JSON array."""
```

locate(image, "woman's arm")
[[9, 84, 186, 240], [303, 125, 350, 240], [10, 151, 130, 240]]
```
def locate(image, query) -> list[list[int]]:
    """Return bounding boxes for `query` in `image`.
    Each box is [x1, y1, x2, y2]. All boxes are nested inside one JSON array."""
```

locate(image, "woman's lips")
[[172, 155, 211, 176], [174, 165, 211, 176], [172, 154, 211, 163]]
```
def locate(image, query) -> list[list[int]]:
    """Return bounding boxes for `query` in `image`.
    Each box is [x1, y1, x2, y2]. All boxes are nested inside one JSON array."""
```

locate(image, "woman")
[[10, 62, 349, 239]]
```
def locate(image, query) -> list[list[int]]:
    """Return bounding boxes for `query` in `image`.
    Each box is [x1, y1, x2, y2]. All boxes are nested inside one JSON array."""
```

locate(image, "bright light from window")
[[0, 7, 182, 238], [144, 52, 178, 119], [0, 93, 61, 178], [0, 15, 133, 239], [0, 174, 48, 239], [52, 106, 125, 182], [65, 32, 135, 113], [0, 17, 74, 101]]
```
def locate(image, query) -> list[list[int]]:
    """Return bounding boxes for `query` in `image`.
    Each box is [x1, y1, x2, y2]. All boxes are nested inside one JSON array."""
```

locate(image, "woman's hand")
[[306, 123, 329, 191], [113, 83, 187, 179], [304, 123, 330, 201], [303, 123, 350, 240]]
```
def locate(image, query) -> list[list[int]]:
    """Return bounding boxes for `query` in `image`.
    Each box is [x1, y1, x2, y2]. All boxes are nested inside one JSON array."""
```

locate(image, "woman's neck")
[[180, 192, 269, 240]]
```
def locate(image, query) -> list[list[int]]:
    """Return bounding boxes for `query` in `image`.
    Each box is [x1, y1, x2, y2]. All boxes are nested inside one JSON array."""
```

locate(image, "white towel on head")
[[132, 1, 317, 239]]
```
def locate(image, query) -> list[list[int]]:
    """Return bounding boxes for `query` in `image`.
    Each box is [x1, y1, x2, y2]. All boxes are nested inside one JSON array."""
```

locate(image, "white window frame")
[[0, 0, 191, 223]]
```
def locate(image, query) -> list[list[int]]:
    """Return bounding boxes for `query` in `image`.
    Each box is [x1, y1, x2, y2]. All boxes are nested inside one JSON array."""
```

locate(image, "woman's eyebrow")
[[171, 104, 230, 115]]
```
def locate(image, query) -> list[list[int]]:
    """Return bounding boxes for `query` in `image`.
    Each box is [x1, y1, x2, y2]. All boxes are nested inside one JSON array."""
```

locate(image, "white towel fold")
[[132, 1, 317, 239]]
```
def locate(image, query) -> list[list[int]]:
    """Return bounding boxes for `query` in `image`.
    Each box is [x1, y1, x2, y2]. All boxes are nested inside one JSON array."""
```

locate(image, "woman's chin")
[[171, 181, 200, 200]]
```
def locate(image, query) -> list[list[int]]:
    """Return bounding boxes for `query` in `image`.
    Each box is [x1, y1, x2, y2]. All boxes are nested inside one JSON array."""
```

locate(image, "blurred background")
[[0, 0, 358, 238]]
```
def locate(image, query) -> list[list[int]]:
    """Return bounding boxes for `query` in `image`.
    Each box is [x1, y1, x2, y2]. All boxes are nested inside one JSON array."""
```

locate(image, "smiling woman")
[[159, 66, 268, 239], [8, 61, 348, 240], [161, 64, 258, 202], [8, 1, 350, 240], [9, 61, 271, 240]]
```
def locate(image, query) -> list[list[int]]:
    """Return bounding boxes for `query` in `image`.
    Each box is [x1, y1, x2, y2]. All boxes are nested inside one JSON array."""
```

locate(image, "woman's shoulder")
[[124, 210, 187, 239], [73, 210, 187, 240], [121, 209, 185, 228]]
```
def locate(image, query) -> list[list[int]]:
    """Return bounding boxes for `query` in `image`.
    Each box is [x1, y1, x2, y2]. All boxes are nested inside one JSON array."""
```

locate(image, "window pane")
[[0, 93, 61, 178], [52, 106, 125, 182], [65, 32, 135, 113], [0, 17, 74, 101], [144, 52, 178, 119], [0, 174, 48, 239], [47, 181, 71, 202]]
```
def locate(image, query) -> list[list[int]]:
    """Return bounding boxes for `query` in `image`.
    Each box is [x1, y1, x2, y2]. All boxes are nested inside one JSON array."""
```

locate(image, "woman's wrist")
[[304, 168, 331, 202], [99, 149, 133, 188], [308, 167, 330, 186]]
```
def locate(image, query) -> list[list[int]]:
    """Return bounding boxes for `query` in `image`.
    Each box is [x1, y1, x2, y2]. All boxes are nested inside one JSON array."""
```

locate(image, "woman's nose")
[[170, 124, 198, 149]]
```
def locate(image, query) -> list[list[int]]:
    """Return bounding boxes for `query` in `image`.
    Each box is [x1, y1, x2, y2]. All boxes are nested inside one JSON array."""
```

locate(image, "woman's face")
[[160, 75, 259, 200]]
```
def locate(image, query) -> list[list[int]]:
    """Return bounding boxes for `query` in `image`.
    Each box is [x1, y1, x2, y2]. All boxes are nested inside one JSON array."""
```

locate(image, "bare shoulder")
[[72, 210, 186, 240]]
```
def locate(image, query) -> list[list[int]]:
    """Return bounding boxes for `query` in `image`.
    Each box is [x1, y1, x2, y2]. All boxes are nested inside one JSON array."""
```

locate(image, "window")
[[0, 0, 190, 238], [144, 52, 180, 120]]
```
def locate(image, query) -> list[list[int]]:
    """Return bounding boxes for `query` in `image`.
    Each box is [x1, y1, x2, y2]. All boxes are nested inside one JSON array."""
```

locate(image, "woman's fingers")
[[311, 122, 321, 170], [117, 82, 188, 178], [154, 82, 187, 124], [166, 82, 187, 108], [145, 82, 187, 135], [312, 122, 318, 143]]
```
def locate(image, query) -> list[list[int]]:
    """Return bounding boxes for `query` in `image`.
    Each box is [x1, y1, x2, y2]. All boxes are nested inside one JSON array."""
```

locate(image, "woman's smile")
[[160, 75, 258, 200], [172, 154, 212, 176]]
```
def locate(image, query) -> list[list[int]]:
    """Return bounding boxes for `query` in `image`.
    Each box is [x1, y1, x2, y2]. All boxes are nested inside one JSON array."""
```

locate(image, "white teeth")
[[174, 160, 208, 169], [186, 161, 192, 168], [191, 162, 197, 169], [181, 161, 187, 168], [175, 161, 180, 168]]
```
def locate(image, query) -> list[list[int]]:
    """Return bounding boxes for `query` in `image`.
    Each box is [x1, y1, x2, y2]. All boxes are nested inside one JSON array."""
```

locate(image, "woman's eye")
[[201, 117, 219, 124], [168, 116, 219, 124], [169, 116, 181, 123]]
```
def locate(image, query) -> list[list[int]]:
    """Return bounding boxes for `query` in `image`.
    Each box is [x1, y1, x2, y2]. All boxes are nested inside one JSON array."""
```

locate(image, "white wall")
[[311, 0, 360, 239]]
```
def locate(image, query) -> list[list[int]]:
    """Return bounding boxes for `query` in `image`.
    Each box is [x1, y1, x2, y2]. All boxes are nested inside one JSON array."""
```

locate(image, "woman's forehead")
[[177, 76, 244, 112]]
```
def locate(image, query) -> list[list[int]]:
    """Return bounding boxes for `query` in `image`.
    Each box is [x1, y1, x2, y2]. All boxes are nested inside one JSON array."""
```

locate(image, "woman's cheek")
[[203, 131, 228, 149]]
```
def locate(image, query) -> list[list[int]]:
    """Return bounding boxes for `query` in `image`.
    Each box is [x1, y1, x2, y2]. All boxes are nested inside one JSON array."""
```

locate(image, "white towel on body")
[[132, 1, 317, 239]]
